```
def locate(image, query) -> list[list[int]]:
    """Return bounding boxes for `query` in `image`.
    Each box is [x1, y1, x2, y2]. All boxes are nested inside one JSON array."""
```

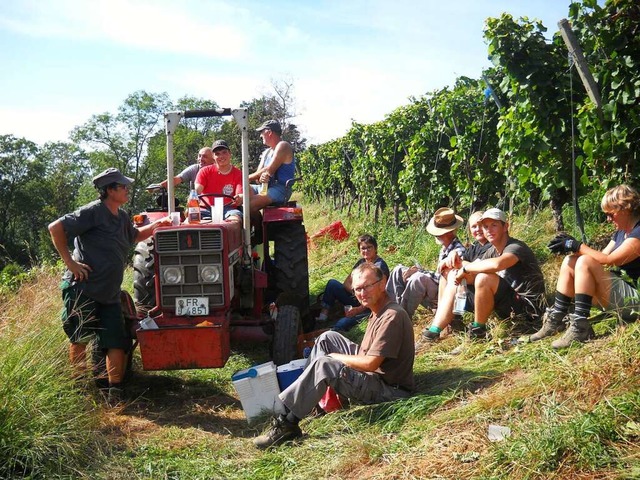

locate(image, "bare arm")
[[577, 238, 640, 267], [328, 352, 385, 372], [160, 176, 183, 189], [48, 220, 92, 281], [463, 252, 519, 274], [135, 216, 172, 243], [248, 153, 267, 183]]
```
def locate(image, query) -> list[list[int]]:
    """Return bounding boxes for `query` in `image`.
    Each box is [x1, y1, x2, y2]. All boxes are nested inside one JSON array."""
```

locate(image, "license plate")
[[175, 297, 209, 316]]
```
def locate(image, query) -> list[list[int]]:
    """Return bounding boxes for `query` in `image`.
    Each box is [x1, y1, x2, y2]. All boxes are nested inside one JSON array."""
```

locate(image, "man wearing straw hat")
[[386, 207, 466, 319]]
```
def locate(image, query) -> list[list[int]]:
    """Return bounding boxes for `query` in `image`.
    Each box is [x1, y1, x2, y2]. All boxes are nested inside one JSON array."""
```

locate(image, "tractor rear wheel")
[[272, 304, 301, 366], [270, 222, 310, 329], [133, 239, 155, 316]]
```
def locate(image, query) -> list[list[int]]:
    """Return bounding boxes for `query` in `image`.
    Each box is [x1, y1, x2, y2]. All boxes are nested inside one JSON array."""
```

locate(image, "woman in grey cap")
[[48, 168, 171, 405]]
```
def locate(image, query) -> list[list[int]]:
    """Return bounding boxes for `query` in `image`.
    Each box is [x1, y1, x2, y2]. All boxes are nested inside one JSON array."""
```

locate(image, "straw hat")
[[426, 207, 463, 236]]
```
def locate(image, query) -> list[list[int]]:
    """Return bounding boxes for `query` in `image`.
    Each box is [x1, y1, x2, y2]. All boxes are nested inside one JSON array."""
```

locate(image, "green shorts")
[[61, 285, 129, 350]]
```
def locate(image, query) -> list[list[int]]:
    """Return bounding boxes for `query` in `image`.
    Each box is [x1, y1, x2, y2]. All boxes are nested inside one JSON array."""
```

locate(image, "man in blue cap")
[[48, 168, 171, 405]]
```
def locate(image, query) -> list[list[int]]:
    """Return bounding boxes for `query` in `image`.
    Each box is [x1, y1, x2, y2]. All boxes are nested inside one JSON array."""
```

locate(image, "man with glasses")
[[386, 207, 466, 319], [249, 119, 296, 211], [48, 168, 171, 405], [254, 263, 414, 449]]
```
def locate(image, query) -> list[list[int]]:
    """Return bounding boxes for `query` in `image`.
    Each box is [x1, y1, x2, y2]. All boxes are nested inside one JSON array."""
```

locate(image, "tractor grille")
[[156, 228, 225, 309]]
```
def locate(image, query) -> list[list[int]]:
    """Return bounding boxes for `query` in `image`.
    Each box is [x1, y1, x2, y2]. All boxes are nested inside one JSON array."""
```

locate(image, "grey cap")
[[256, 119, 282, 135], [92, 168, 134, 188], [212, 139, 230, 152], [480, 208, 508, 223]]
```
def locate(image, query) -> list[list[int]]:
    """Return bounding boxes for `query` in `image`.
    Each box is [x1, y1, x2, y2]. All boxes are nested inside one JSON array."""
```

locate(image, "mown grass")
[[2, 197, 640, 479]]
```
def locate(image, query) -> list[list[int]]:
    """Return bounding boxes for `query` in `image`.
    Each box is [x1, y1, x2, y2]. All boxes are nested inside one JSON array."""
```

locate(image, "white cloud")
[[0, 107, 89, 144], [0, 0, 250, 58]]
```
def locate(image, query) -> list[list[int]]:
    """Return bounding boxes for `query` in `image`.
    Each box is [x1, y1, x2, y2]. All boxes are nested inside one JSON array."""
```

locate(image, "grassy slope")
[[2, 199, 640, 479]]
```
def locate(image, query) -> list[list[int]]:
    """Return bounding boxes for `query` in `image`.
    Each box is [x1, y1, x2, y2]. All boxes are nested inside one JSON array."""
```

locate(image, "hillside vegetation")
[[1, 199, 640, 479]]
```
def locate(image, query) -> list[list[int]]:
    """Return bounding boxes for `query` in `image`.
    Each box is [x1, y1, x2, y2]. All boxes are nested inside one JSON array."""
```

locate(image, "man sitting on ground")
[[415, 210, 492, 347], [386, 207, 465, 319], [451, 208, 546, 339], [254, 263, 415, 449]]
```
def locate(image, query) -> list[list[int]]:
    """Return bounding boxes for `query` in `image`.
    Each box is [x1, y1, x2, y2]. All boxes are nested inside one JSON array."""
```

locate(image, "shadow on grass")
[[119, 372, 255, 436], [321, 367, 504, 433], [415, 366, 503, 396], [117, 341, 276, 438]]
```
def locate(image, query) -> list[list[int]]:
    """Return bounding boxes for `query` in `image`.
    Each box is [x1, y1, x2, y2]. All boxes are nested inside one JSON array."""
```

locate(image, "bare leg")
[[106, 348, 126, 385], [69, 343, 88, 377], [556, 255, 578, 297], [472, 273, 500, 325], [430, 270, 458, 330], [573, 255, 611, 308]]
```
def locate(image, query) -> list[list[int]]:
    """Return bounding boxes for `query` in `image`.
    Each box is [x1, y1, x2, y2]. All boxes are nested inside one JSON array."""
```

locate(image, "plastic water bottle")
[[453, 279, 467, 315], [187, 182, 200, 224]]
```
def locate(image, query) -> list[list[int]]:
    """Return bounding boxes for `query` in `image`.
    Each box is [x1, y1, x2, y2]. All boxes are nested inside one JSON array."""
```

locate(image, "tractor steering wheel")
[[198, 193, 237, 207]]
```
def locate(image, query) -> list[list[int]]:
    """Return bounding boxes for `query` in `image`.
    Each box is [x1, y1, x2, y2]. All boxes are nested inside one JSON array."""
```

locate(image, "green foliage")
[[0, 270, 106, 478], [0, 263, 28, 295]]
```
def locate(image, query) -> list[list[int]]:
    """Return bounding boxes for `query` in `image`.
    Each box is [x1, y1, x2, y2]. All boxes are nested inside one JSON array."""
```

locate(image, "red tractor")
[[130, 108, 310, 370]]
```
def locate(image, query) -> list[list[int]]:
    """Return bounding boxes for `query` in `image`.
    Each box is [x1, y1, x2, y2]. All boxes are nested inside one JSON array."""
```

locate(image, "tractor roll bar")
[[183, 108, 233, 118], [164, 108, 252, 268]]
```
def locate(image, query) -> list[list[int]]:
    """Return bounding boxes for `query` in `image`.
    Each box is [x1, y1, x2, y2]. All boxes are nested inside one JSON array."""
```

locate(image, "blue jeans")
[[332, 312, 370, 332], [321, 279, 359, 309]]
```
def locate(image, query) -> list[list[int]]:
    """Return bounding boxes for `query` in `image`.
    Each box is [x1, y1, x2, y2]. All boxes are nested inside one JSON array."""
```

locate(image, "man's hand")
[[548, 233, 582, 255], [259, 171, 271, 184], [402, 266, 419, 282], [443, 250, 461, 269], [68, 260, 92, 282]]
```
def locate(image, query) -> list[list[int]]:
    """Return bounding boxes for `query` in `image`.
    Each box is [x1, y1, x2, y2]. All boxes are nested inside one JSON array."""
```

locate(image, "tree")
[[484, 13, 586, 230], [71, 91, 172, 212]]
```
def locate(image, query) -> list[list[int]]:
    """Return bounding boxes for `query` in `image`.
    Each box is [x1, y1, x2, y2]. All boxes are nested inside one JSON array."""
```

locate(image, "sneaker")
[[551, 314, 595, 349], [467, 324, 487, 340], [530, 308, 566, 342], [254, 415, 303, 449], [414, 330, 440, 353]]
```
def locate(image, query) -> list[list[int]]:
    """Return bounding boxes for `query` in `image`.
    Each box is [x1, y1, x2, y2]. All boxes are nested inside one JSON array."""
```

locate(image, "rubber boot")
[[551, 314, 594, 349], [530, 308, 566, 342]]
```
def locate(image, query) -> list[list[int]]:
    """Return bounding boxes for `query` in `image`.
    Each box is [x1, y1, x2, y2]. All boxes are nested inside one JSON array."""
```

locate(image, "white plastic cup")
[[212, 197, 224, 223], [170, 212, 180, 226]]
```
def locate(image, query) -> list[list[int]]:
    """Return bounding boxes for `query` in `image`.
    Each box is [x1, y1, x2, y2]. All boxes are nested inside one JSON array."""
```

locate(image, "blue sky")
[[0, 0, 584, 146]]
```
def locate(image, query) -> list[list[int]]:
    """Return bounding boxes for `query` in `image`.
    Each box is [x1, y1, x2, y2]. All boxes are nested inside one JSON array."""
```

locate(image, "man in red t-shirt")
[[195, 140, 243, 222]]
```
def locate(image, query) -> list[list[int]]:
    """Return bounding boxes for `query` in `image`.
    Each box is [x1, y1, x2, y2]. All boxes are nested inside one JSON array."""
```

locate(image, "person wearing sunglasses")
[[532, 184, 640, 348], [48, 168, 171, 405]]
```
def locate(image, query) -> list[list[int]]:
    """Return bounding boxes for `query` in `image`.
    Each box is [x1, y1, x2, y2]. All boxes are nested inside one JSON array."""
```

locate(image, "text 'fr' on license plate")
[[175, 297, 209, 316]]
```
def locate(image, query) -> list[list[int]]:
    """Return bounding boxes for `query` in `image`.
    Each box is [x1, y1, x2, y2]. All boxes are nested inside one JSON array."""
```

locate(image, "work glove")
[[547, 233, 582, 255]]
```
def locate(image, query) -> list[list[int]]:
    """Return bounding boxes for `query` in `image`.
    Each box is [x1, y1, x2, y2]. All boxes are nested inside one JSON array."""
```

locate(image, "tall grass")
[[0, 267, 106, 479]]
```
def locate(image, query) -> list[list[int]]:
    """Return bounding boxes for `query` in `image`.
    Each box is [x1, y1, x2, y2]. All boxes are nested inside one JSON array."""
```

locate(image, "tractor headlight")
[[199, 265, 221, 283], [161, 266, 183, 284]]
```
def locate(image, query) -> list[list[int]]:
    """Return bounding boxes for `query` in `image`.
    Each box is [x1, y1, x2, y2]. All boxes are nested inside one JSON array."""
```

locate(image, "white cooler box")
[[232, 361, 285, 423]]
